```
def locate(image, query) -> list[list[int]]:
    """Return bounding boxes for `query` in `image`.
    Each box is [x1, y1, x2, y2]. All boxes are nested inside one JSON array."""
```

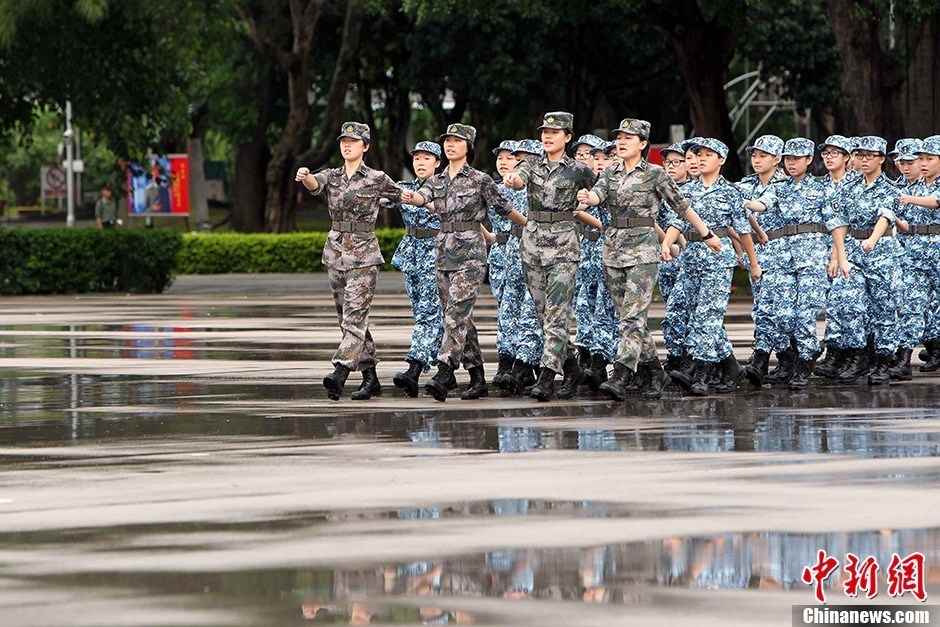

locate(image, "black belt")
[[611, 216, 655, 229], [582, 227, 602, 242], [687, 227, 730, 242], [850, 227, 893, 240], [332, 220, 374, 234], [406, 226, 439, 239], [494, 224, 524, 244], [765, 223, 829, 240], [529, 209, 574, 223], [905, 224, 940, 236], [439, 221, 478, 233]]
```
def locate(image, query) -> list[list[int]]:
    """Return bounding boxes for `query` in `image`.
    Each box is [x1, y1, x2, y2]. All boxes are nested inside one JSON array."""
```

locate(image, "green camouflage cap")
[[438, 123, 476, 147], [337, 121, 371, 143], [611, 118, 651, 140], [537, 111, 574, 132]]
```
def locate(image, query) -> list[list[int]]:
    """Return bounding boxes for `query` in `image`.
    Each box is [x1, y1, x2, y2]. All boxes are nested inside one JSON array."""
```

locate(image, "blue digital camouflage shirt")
[[488, 182, 528, 269], [391, 178, 440, 274], [829, 173, 901, 265], [666, 176, 750, 270], [761, 176, 839, 271]]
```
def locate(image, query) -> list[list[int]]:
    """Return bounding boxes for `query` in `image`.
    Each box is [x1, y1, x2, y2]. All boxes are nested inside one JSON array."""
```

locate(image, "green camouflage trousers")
[[328, 265, 378, 370], [436, 260, 486, 370], [523, 260, 578, 373], [605, 262, 659, 371]]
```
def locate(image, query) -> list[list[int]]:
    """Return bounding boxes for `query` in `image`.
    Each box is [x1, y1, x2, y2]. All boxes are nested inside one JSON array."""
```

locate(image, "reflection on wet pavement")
[[13, 520, 940, 625]]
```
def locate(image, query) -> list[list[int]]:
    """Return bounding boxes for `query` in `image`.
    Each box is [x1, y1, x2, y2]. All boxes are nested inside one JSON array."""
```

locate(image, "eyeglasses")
[[820, 149, 846, 157], [664, 159, 685, 167], [854, 151, 881, 160]]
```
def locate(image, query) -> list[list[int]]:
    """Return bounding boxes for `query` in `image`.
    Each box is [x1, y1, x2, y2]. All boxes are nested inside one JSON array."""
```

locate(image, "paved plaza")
[[1, 273, 939, 626]]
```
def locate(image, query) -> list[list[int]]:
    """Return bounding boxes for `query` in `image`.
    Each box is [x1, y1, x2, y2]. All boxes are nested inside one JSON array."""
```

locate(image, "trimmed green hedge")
[[0, 228, 182, 295], [176, 229, 406, 274]]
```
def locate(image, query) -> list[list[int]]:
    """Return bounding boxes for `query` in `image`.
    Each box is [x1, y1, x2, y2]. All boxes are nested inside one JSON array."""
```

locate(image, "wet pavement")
[[1, 273, 940, 625]]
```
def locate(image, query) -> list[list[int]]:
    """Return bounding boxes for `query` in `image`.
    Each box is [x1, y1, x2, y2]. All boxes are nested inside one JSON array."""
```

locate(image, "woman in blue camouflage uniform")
[[659, 143, 691, 303], [661, 138, 762, 396], [391, 142, 446, 397], [567, 134, 618, 396], [897, 136, 940, 374]]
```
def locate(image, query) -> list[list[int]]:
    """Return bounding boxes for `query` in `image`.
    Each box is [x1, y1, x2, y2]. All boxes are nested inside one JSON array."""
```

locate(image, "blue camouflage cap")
[[681, 137, 705, 153], [918, 135, 940, 157], [514, 139, 544, 156], [571, 134, 606, 152], [782, 137, 815, 158], [688, 137, 729, 159], [892, 138, 923, 161], [854, 136, 888, 154], [410, 141, 442, 159], [661, 143, 686, 158], [491, 140, 518, 156], [746, 135, 784, 157], [593, 141, 616, 155], [819, 135, 854, 154]]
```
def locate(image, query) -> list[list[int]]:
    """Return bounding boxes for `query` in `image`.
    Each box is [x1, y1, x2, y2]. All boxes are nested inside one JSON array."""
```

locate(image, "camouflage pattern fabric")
[[436, 261, 487, 370], [663, 265, 735, 363], [605, 262, 659, 371], [523, 261, 579, 373], [328, 265, 379, 370]]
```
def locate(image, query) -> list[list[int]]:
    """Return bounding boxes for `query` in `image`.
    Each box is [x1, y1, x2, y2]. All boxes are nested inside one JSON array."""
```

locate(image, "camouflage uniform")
[[827, 137, 902, 356], [590, 147, 692, 372], [657, 143, 690, 302], [309, 126, 401, 370], [515, 114, 596, 374], [736, 135, 787, 353], [897, 138, 940, 349], [391, 144, 445, 371], [416, 127, 512, 371], [760, 139, 840, 361], [663, 139, 750, 363]]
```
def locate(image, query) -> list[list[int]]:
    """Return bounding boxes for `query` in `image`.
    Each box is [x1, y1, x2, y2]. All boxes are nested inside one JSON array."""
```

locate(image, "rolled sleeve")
[[591, 170, 612, 205], [378, 174, 402, 202], [483, 176, 511, 217], [310, 170, 330, 196], [729, 189, 752, 235], [514, 160, 532, 186]]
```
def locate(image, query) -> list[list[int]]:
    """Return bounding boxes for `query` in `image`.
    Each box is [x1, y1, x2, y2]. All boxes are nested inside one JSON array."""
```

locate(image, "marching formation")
[[294, 113, 940, 402]]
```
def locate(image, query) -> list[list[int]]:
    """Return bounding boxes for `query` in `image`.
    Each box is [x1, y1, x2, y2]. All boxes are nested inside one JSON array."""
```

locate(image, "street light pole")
[[64, 100, 75, 227]]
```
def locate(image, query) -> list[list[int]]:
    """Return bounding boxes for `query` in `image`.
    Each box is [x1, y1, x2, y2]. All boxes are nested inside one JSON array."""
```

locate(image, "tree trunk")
[[667, 20, 741, 178], [233, 139, 269, 232], [898, 12, 940, 137], [188, 102, 210, 230]]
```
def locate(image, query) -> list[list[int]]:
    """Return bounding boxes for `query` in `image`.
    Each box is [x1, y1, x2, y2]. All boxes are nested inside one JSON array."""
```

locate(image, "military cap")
[[918, 135, 940, 157], [848, 137, 862, 151], [892, 138, 924, 161], [410, 141, 442, 160], [661, 143, 686, 158], [513, 139, 544, 156], [611, 118, 651, 140], [337, 121, 371, 143], [854, 136, 888, 154], [782, 138, 815, 158], [438, 123, 477, 147], [819, 135, 854, 155], [681, 137, 705, 153], [688, 137, 729, 159], [746, 135, 784, 157], [571, 134, 606, 151], [537, 111, 574, 132], [593, 141, 616, 155], [491, 140, 518, 156]]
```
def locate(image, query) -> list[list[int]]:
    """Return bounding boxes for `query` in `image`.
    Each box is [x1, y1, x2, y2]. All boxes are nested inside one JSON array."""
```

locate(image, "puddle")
[[13, 524, 940, 625]]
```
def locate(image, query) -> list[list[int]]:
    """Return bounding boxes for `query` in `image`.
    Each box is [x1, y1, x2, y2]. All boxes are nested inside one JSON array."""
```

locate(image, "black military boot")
[[690, 360, 711, 396], [599, 363, 630, 401], [323, 363, 351, 401], [664, 353, 684, 374], [507, 359, 535, 396], [584, 353, 609, 391], [669, 355, 697, 392], [351, 367, 382, 400], [766, 346, 796, 384], [920, 340, 940, 372], [743, 349, 770, 387], [461, 366, 488, 400], [556, 355, 584, 400], [712, 354, 743, 394], [836, 348, 869, 383], [425, 361, 456, 402], [491, 353, 515, 388], [639, 358, 668, 399], [529, 367, 557, 402], [868, 352, 892, 386], [577, 345, 592, 369], [813, 345, 844, 379], [789, 358, 810, 390], [889, 348, 913, 381], [393, 359, 423, 398]]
